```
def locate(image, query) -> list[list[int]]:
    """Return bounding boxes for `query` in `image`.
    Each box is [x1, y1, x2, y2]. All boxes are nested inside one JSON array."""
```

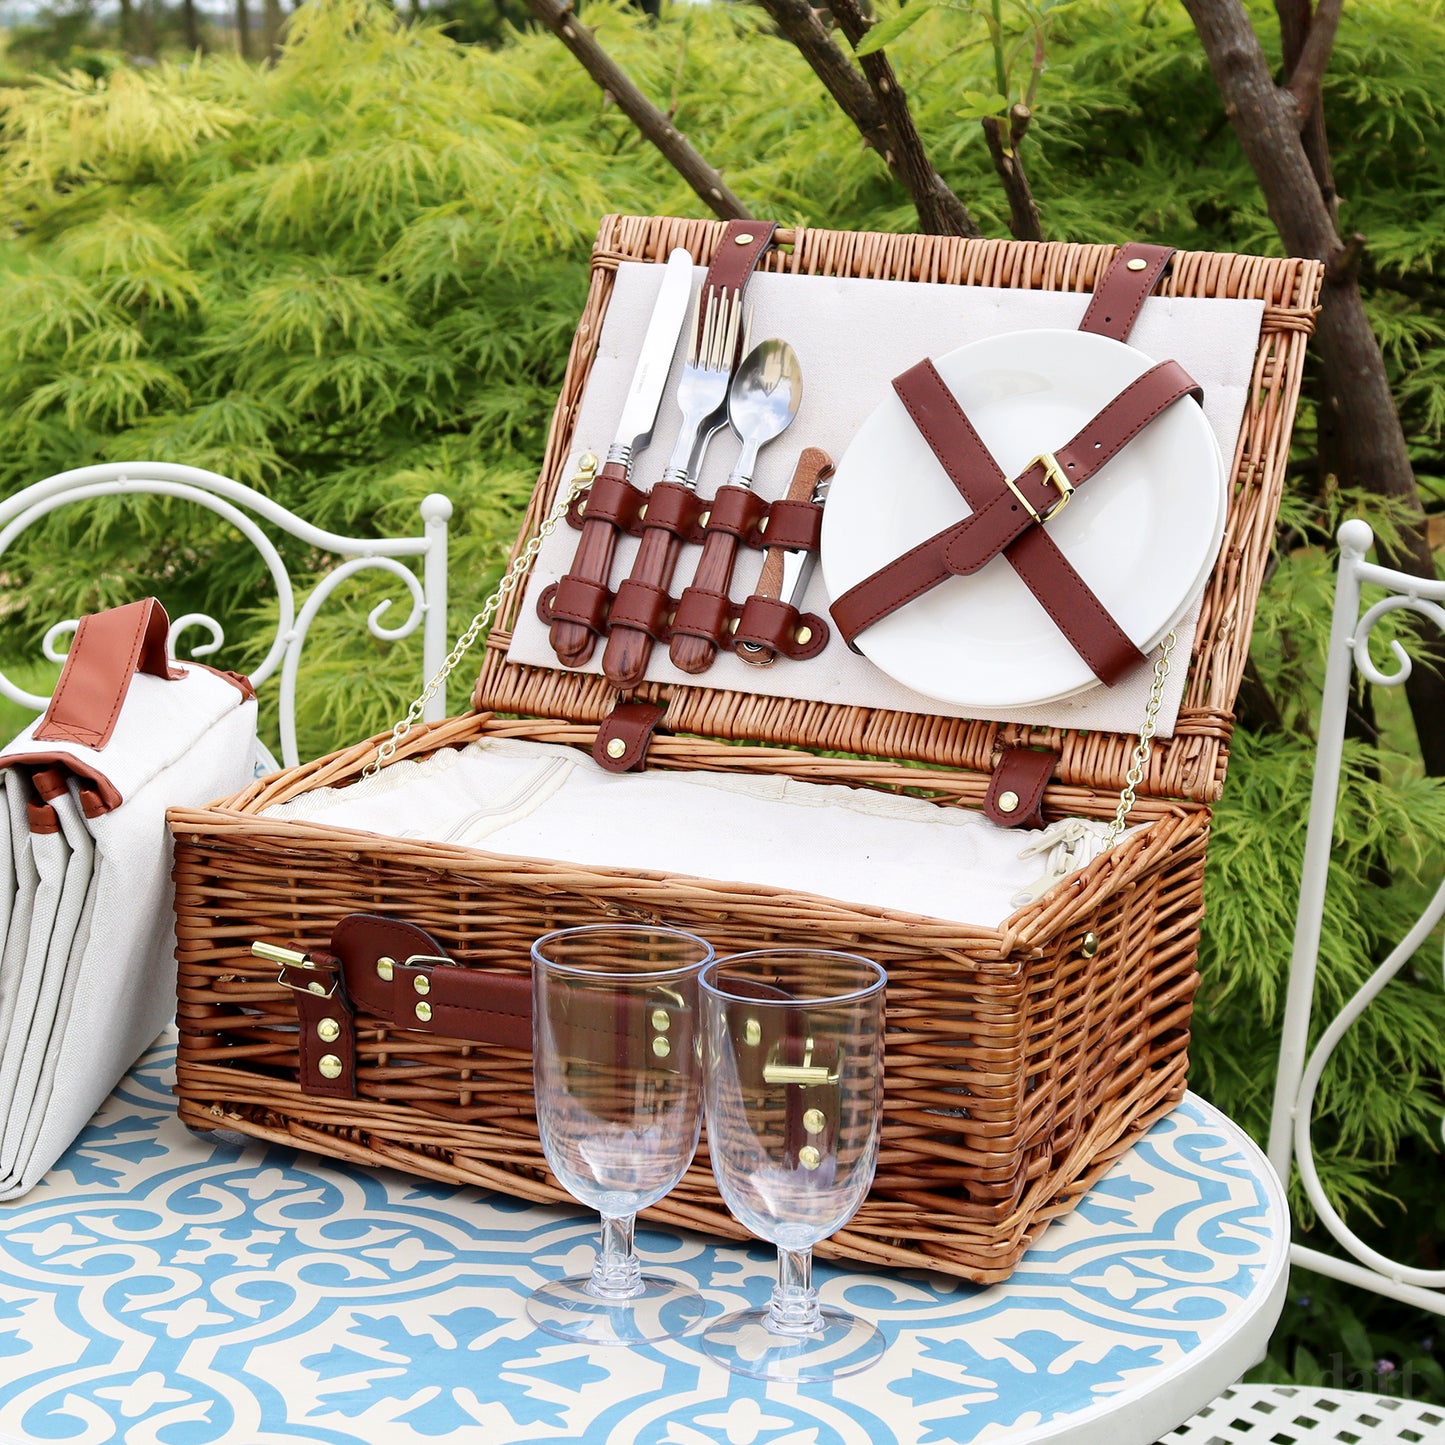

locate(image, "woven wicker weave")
[[169, 216, 1321, 1283]]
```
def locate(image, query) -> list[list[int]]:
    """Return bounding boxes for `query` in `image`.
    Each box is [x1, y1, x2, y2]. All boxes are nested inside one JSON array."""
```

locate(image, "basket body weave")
[[169, 216, 1321, 1283]]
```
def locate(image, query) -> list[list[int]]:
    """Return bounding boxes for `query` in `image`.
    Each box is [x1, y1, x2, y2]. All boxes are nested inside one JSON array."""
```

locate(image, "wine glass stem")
[[588, 1213, 644, 1300], [767, 1246, 823, 1336]]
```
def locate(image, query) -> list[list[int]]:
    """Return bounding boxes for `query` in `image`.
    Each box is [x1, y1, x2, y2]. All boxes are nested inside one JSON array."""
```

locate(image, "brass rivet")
[[318, 1055, 343, 1080], [579, 452, 598, 470], [638, 503, 648, 522], [605, 738, 627, 760], [734, 232, 755, 245], [743, 1019, 762, 1047], [998, 790, 1020, 814], [416, 1001, 433, 1023], [414, 974, 431, 995], [803, 1108, 826, 1135], [317, 1018, 341, 1043], [652, 1036, 671, 1059], [798, 1145, 821, 1170], [1126, 257, 1148, 271], [795, 625, 813, 646], [307, 981, 327, 996], [1082, 931, 1101, 958], [377, 957, 395, 981], [757, 516, 769, 534], [651, 1008, 671, 1031], [698, 510, 711, 528], [728, 617, 739, 634]]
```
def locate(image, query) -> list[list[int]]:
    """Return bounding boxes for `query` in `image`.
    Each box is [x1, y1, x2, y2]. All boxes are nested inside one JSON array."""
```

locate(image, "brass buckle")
[[763, 1036, 839, 1086], [1006, 452, 1073, 523], [253, 942, 339, 999]]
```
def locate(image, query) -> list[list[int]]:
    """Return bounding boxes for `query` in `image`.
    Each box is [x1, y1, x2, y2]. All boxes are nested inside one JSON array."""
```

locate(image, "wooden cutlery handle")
[[548, 514, 618, 667], [602, 525, 682, 688], [669, 530, 742, 674]]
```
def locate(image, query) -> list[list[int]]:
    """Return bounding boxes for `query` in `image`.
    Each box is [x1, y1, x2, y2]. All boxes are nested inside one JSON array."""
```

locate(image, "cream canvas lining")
[[265, 737, 1129, 929]]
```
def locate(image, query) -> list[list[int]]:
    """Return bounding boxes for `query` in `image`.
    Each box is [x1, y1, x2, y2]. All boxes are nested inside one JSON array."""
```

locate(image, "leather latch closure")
[[394, 953, 449, 1026]]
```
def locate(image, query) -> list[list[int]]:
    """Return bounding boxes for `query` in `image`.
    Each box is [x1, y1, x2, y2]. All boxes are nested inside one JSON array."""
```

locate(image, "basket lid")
[[473, 216, 1321, 807]]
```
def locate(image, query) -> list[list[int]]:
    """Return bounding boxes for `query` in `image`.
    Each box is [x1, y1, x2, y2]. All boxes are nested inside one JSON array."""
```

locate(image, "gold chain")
[[361, 455, 597, 780], [1105, 629, 1177, 847]]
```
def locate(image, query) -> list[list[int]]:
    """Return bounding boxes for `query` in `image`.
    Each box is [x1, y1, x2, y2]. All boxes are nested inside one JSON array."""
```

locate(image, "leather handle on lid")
[[34, 598, 184, 752]]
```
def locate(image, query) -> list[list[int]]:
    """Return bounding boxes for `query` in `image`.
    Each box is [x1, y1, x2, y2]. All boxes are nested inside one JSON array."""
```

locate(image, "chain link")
[[361, 456, 597, 780], [1105, 629, 1177, 848]]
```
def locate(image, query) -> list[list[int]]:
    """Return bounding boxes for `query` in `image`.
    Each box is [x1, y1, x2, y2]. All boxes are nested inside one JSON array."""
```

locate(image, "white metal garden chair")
[[1163, 517, 1445, 1440], [0, 461, 452, 765]]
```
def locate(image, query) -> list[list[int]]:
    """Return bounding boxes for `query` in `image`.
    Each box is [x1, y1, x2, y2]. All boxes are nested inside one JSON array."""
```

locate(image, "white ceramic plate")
[[819, 328, 1228, 709]]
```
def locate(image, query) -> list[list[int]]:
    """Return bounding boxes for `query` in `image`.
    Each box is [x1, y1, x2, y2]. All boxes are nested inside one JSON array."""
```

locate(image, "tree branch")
[[980, 103, 1043, 241], [1275, 0, 1338, 222], [1283, 0, 1343, 123], [521, 0, 751, 222], [827, 0, 979, 236], [756, 0, 978, 237]]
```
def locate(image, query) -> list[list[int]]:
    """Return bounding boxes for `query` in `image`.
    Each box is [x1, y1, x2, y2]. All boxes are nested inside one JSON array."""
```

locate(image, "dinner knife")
[[549, 248, 695, 668]]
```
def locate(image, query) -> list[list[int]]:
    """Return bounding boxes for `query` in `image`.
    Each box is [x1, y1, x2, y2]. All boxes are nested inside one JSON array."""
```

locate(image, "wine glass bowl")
[[528, 923, 713, 1345], [699, 949, 887, 1381]]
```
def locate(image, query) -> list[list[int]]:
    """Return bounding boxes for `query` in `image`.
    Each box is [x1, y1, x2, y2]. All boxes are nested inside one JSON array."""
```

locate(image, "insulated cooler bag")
[[0, 597, 256, 1196]]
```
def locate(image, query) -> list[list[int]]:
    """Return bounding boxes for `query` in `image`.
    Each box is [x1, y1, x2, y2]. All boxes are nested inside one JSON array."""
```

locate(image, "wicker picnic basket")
[[168, 215, 1321, 1283]]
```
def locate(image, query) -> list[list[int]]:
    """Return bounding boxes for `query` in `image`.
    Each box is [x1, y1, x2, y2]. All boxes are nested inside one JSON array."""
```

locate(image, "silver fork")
[[659, 286, 743, 489]]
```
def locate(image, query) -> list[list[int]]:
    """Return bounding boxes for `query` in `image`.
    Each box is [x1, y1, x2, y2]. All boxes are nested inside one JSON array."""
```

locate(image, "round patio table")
[[0, 1035, 1287, 1445]]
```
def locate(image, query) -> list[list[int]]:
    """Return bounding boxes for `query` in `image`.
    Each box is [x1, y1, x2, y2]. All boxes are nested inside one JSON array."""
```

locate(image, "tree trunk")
[[1183, 0, 1445, 773], [263, 0, 284, 60], [236, 0, 253, 60], [117, 0, 135, 51], [181, 0, 203, 51]]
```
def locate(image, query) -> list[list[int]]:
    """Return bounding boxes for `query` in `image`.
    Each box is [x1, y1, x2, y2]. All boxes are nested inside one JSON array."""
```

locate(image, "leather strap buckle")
[[1009, 452, 1073, 523]]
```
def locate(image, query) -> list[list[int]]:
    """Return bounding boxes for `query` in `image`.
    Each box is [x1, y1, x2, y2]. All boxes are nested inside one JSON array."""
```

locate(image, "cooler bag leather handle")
[[34, 598, 184, 751]]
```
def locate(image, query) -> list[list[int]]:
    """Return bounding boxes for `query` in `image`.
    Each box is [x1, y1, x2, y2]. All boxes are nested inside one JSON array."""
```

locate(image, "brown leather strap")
[[669, 588, 735, 665], [285, 915, 537, 1098], [283, 949, 354, 1099], [607, 577, 672, 639], [700, 221, 778, 345], [755, 449, 832, 600], [757, 498, 824, 557], [731, 595, 829, 662], [567, 468, 647, 532], [550, 459, 633, 667], [829, 357, 1201, 685], [1079, 243, 1175, 342], [984, 747, 1056, 829], [592, 700, 666, 772], [670, 486, 768, 673], [287, 913, 698, 1098], [34, 598, 183, 751], [538, 576, 610, 633]]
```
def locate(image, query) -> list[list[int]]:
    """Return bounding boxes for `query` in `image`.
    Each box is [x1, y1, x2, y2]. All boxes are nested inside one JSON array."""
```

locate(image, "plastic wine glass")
[[528, 923, 713, 1346], [699, 949, 887, 1382]]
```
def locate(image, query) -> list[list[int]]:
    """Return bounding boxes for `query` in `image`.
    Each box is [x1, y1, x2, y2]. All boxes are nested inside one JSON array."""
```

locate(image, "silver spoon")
[[668, 339, 803, 673], [723, 339, 804, 489]]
